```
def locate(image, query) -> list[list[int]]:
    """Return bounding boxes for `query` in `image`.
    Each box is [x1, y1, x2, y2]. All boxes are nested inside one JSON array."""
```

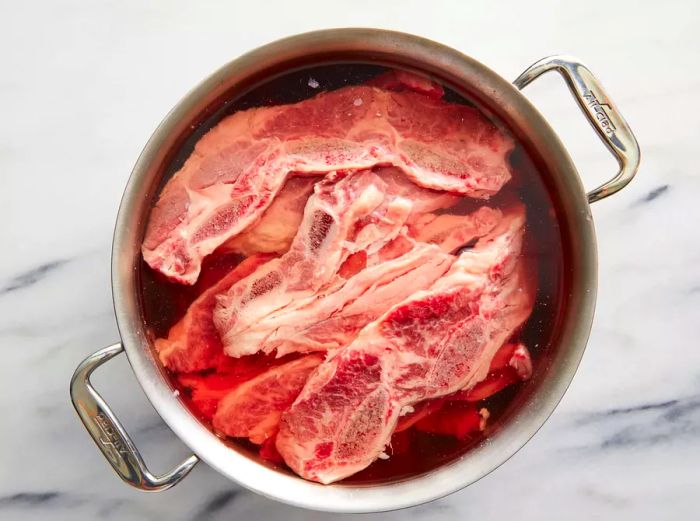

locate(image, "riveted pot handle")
[[70, 343, 198, 491], [514, 55, 641, 204]]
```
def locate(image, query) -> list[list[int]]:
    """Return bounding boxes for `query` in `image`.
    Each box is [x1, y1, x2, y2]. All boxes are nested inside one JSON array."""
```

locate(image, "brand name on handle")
[[583, 90, 616, 136], [95, 412, 130, 456]]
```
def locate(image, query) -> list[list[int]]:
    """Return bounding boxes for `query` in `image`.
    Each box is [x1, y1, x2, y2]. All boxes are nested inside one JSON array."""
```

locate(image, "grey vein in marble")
[[0, 492, 61, 507], [633, 184, 670, 205], [194, 490, 242, 519], [0, 259, 69, 294], [569, 394, 700, 450]]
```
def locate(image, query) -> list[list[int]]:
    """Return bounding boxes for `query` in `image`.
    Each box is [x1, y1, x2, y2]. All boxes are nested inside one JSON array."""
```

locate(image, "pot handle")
[[70, 343, 198, 491], [514, 55, 640, 204]]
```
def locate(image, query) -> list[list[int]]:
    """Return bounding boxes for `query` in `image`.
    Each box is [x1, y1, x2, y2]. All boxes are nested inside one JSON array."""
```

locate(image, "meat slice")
[[396, 342, 533, 429], [143, 77, 514, 284], [215, 168, 488, 359], [367, 70, 445, 100], [154, 254, 273, 372], [276, 205, 535, 483], [232, 206, 500, 358], [212, 354, 324, 444], [221, 176, 316, 256], [237, 241, 453, 357], [175, 354, 279, 419], [409, 206, 502, 253], [490, 341, 533, 380], [377, 167, 460, 219], [214, 170, 413, 357]]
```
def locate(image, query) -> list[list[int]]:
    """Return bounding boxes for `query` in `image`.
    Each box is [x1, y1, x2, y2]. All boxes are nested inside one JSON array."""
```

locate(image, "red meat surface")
[[409, 208, 502, 254], [276, 205, 535, 483], [413, 404, 484, 438], [144, 72, 537, 486], [221, 176, 316, 256], [214, 170, 498, 359], [259, 434, 284, 464], [155, 254, 274, 372], [176, 353, 280, 419], [213, 355, 324, 443], [142, 75, 514, 284]]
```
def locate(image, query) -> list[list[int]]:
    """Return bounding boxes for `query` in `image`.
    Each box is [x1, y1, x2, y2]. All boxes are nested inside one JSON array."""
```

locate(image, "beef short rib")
[[155, 254, 274, 372], [276, 205, 534, 483], [143, 76, 514, 284], [214, 170, 408, 356], [214, 169, 498, 359], [213, 354, 324, 444], [221, 176, 316, 256]]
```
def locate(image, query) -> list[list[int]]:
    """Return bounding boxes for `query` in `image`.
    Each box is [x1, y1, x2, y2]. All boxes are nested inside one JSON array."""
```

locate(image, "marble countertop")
[[2, 1, 698, 519]]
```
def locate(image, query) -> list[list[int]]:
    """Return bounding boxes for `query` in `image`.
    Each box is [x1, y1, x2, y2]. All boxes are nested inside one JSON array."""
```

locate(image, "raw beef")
[[276, 205, 535, 483], [214, 170, 412, 356], [155, 254, 274, 372], [457, 341, 533, 400], [409, 206, 502, 253], [367, 70, 445, 100], [394, 341, 532, 431], [235, 241, 453, 357], [490, 341, 533, 380], [142, 75, 514, 284], [377, 167, 460, 218], [221, 176, 316, 256], [213, 354, 324, 443], [176, 354, 281, 419], [228, 207, 500, 358]]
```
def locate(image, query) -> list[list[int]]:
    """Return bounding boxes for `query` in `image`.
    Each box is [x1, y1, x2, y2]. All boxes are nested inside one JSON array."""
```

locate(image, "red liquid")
[[138, 64, 568, 484]]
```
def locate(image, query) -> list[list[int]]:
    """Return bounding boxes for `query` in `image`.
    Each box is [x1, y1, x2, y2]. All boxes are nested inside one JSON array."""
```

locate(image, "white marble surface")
[[2, 1, 699, 519]]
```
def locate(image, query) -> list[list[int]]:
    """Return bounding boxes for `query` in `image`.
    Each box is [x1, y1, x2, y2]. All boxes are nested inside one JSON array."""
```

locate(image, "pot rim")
[[111, 28, 597, 513]]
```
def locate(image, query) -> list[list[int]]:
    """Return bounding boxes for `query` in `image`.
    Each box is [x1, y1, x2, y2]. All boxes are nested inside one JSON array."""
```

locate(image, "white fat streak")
[[352, 196, 413, 255], [341, 244, 452, 316], [399, 405, 414, 416], [479, 408, 490, 431], [179, 147, 286, 258], [222, 172, 387, 352], [250, 241, 450, 354]]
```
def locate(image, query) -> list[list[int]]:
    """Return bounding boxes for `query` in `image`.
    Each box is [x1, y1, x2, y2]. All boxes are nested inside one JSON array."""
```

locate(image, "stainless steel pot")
[[70, 29, 640, 512]]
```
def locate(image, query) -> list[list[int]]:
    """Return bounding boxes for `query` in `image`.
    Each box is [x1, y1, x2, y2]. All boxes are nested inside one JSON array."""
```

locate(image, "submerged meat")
[[397, 341, 533, 428], [236, 241, 453, 357], [378, 167, 460, 219], [222, 176, 316, 256], [214, 170, 412, 356], [214, 165, 494, 358], [367, 70, 445, 100], [229, 207, 500, 358], [142, 70, 539, 484], [143, 76, 514, 284], [213, 354, 324, 443], [410, 206, 502, 253], [276, 205, 534, 483], [155, 254, 273, 372]]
